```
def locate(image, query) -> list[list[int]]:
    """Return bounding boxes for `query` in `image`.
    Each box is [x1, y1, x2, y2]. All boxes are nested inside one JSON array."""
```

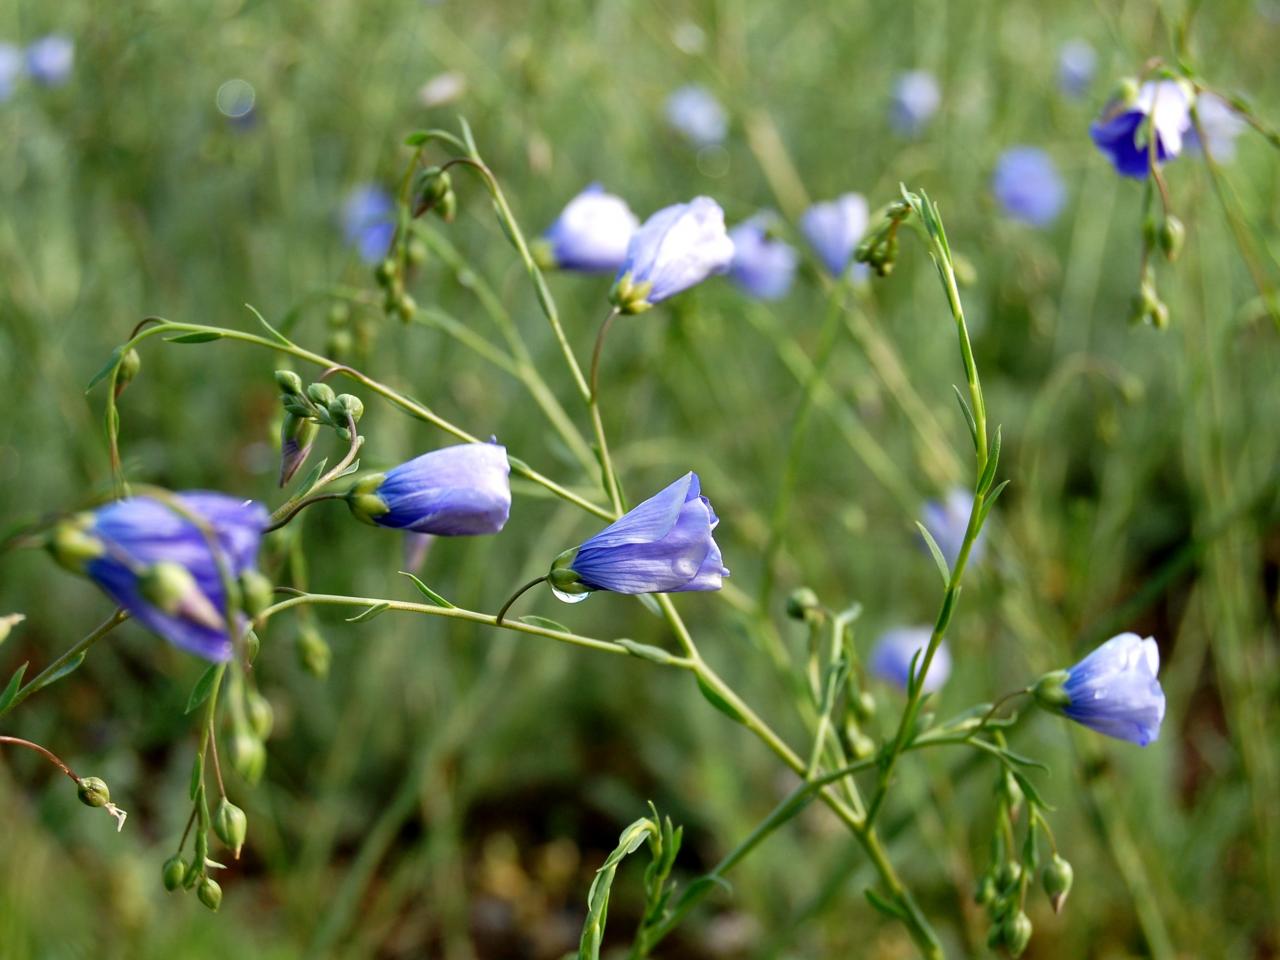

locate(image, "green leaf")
[[1011, 770, 1053, 811], [979, 480, 1011, 527], [185, 663, 221, 715], [346, 602, 391, 624], [0, 662, 29, 713], [952, 385, 978, 452], [165, 331, 224, 344], [518, 615, 571, 634], [976, 425, 1002, 496], [189, 753, 205, 801], [403, 130, 430, 146], [244, 303, 293, 347], [296, 458, 329, 495], [505, 454, 531, 474], [915, 521, 951, 586], [85, 349, 123, 393], [616, 639, 678, 665], [398, 572, 455, 608], [696, 674, 746, 725], [39, 651, 86, 687], [864, 887, 909, 921], [577, 817, 656, 960]]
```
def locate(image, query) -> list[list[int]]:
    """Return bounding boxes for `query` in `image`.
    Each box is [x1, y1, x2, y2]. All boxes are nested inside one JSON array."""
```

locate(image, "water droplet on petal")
[[551, 586, 591, 604]]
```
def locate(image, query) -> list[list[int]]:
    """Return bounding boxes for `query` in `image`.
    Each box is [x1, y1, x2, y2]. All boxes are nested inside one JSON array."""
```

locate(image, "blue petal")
[[374, 442, 511, 535], [578, 473, 695, 550], [1090, 111, 1152, 178]]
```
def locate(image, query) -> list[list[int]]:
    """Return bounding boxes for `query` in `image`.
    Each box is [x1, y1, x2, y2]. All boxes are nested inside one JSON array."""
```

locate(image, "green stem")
[[0, 609, 128, 720], [493, 576, 548, 626]]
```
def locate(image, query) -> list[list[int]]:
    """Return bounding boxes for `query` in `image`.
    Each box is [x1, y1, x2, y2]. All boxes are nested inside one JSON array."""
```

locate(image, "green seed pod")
[[197, 877, 223, 912], [974, 871, 997, 906], [305, 382, 336, 408], [393, 292, 417, 323], [243, 628, 261, 664], [436, 189, 458, 223], [327, 302, 350, 328], [246, 689, 274, 740], [326, 328, 354, 362], [240, 569, 274, 618], [785, 587, 821, 621], [853, 689, 877, 723], [274, 370, 304, 396], [162, 855, 187, 892], [76, 777, 111, 808], [328, 393, 364, 426], [115, 348, 142, 397], [1159, 214, 1185, 261], [1003, 911, 1033, 957], [1042, 854, 1074, 914], [406, 236, 428, 266], [995, 860, 1022, 894], [213, 798, 248, 859], [228, 733, 266, 785], [295, 626, 331, 678], [374, 257, 399, 287]]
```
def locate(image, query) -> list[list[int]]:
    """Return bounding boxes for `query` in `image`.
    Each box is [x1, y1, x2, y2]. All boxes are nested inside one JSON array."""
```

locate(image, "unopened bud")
[[413, 166, 453, 215], [228, 733, 266, 785], [214, 798, 248, 859], [115, 348, 141, 397], [306, 382, 335, 407], [374, 257, 399, 287], [406, 236, 428, 265], [393, 292, 418, 322], [998, 770, 1023, 813], [1159, 215, 1184, 261], [1002, 911, 1033, 957], [1042, 854, 1073, 913], [436, 189, 458, 223], [852, 689, 877, 722], [240, 569, 274, 618], [279, 413, 320, 487], [162, 855, 187, 891], [995, 860, 1023, 894], [329, 394, 364, 426], [77, 776, 111, 808], [296, 626, 331, 678], [974, 871, 997, 906], [49, 516, 105, 573], [246, 689, 274, 740], [197, 877, 223, 912], [785, 587, 821, 621], [275, 370, 304, 396], [243, 628, 261, 663]]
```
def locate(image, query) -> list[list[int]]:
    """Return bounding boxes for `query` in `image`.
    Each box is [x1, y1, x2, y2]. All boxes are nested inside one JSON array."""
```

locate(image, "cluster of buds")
[[374, 256, 417, 323], [275, 370, 365, 486], [161, 796, 247, 911], [1131, 213, 1183, 329], [412, 165, 456, 223], [854, 199, 912, 277]]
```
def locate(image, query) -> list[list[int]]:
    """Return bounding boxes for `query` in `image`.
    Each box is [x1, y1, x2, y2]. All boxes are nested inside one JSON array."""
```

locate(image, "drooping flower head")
[[347, 441, 511, 536], [1090, 79, 1194, 178], [889, 70, 940, 136], [25, 34, 74, 87], [1187, 92, 1247, 162], [535, 184, 639, 273], [341, 184, 395, 264], [728, 214, 799, 300], [50, 493, 268, 662], [665, 85, 728, 147], [992, 147, 1066, 228], [1034, 633, 1166, 746], [800, 194, 869, 278], [549, 472, 728, 598], [870, 626, 951, 694], [921, 486, 986, 569], [610, 198, 734, 313], [0, 44, 22, 102], [1058, 39, 1096, 98]]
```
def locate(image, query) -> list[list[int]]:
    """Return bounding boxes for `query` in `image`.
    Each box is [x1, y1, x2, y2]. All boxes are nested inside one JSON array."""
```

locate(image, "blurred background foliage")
[[1, 0, 1278, 957]]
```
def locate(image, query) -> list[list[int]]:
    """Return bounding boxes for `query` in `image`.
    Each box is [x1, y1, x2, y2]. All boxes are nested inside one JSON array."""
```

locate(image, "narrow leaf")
[[0, 662, 29, 713], [185, 663, 221, 715], [165, 331, 224, 344], [696, 674, 746, 724], [346, 602, 391, 623], [85, 349, 123, 393], [976, 425, 1002, 496], [978, 480, 1011, 527], [398, 571, 455, 608], [39, 651, 86, 687], [915, 521, 951, 587], [952, 385, 979, 451], [296, 458, 329, 496], [245, 303, 293, 347], [404, 130, 430, 146], [189, 753, 205, 800], [616, 639, 678, 665], [864, 887, 909, 921], [517, 615, 571, 634]]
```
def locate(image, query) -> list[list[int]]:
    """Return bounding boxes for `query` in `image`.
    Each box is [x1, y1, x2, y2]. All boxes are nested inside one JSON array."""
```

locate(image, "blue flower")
[[889, 70, 940, 136], [611, 198, 735, 313], [728, 214, 799, 300], [1187, 92, 1247, 162], [665, 85, 728, 147], [538, 184, 639, 273], [1058, 39, 1096, 98], [921, 487, 985, 569], [56, 493, 268, 662], [1038, 633, 1166, 746], [348, 442, 511, 536], [0, 44, 22, 102], [800, 194, 869, 279], [25, 34, 73, 87], [992, 147, 1066, 228], [1090, 80, 1194, 178], [869, 627, 951, 694], [551, 472, 728, 597], [341, 185, 396, 264]]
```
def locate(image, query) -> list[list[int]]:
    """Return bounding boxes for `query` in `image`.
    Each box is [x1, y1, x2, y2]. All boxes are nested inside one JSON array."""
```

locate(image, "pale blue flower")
[[341, 185, 395, 264], [800, 194, 868, 278], [25, 34, 73, 87], [890, 70, 940, 136], [1059, 633, 1166, 746], [665, 85, 728, 147], [611, 197, 734, 312], [1058, 39, 1096, 98], [992, 147, 1066, 227], [870, 626, 951, 694], [1187, 92, 1247, 161], [539, 184, 639, 273], [1090, 80, 1194, 178], [728, 214, 799, 300], [921, 487, 985, 568]]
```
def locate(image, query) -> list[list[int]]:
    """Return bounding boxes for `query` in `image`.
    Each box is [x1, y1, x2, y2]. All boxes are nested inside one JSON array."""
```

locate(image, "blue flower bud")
[[537, 184, 639, 273], [25, 34, 74, 88], [728, 214, 799, 300], [1090, 79, 1195, 178], [1057, 39, 1096, 98], [889, 70, 940, 136], [664, 85, 728, 147], [348, 442, 511, 536], [800, 194, 869, 278], [63, 493, 268, 662], [556, 472, 729, 597], [869, 627, 951, 694], [610, 198, 735, 313], [992, 148, 1066, 228], [921, 486, 986, 568], [341, 185, 395, 264], [1038, 633, 1166, 745]]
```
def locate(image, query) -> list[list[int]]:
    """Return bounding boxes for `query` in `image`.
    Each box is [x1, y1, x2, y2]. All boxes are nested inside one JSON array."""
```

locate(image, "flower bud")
[[413, 166, 453, 214], [407, 235, 428, 265], [214, 798, 248, 859], [296, 626, 331, 678], [374, 257, 399, 287], [228, 733, 266, 785], [243, 628, 261, 663], [240, 569, 274, 617], [436, 189, 458, 223], [306, 382, 336, 408], [974, 871, 997, 906], [1042, 854, 1073, 913], [77, 776, 111, 808], [115, 348, 142, 397], [246, 689, 274, 740], [329, 394, 364, 426], [139, 562, 226, 631], [326, 328, 354, 362], [785, 587, 821, 621], [48, 515, 106, 573], [1002, 911, 1033, 957], [998, 770, 1023, 813], [995, 860, 1022, 894], [844, 724, 876, 760], [197, 877, 223, 912], [275, 370, 304, 396], [392, 292, 417, 322], [279, 413, 320, 486], [162, 855, 187, 891]]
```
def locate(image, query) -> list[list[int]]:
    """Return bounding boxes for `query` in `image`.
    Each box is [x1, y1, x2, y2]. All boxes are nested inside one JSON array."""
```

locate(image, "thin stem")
[[208, 722, 227, 799], [0, 609, 129, 720], [265, 491, 347, 533], [494, 576, 548, 626], [0, 735, 79, 781], [588, 308, 625, 514]]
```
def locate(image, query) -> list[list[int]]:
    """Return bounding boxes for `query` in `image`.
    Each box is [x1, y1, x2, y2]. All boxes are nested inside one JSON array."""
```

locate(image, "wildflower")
[[1090, 79, 1194, 178], [347, 442, 511, 535], [341, 185, 395, 264], [869, 626, 951, 694], [549, 472, 728, 598], [921, 486, 985, 568], [536, 184, 639, 273], [1187, 91, 1247, 161], [610, 198, 734, 313], [0, 44, 22, 102], [992, 147, 1066, 227], [1033, 633, 1166, 745], [25, 34, 73, 87], [800, 194, 869, 278], [1058, 39, 1096, 98], [889, 70, 940, 136], [665, 85, 728, 147], [728, 214, 799, 300], [51, 493, 268, 662]]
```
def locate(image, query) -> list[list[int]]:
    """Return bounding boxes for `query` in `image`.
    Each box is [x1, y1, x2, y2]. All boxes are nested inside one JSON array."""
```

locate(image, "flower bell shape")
[[1034, 633, 1166, 746], [664, 85, 728, 147], [610, 198, 735, 314], [536, 184, 639, 273], [992, 147, 1066, 228], [51, 492, 268, 662], [26, 34, 74, 87], [341, 184, 395, 264], [800, 194, 869, 278], [870, 626, 951, 694], [1187, 92, 1247, 162], [728, 214, 799, 300], [1057, 39, 1096, 98], [1090, 79, 1194, 178], [921, 486, 986, 569], [347, 441, 511, 536], [889, 70, 940, 136], [549, 472, 728, 598]]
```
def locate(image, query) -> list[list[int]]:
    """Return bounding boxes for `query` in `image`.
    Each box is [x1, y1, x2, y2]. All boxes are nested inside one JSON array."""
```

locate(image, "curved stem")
[[587, 308, 625, 514], [494, 576, 548, 626], [265, 491, 347, 533], [0, 609, 129, 720], [0, 735, 79, 781]]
